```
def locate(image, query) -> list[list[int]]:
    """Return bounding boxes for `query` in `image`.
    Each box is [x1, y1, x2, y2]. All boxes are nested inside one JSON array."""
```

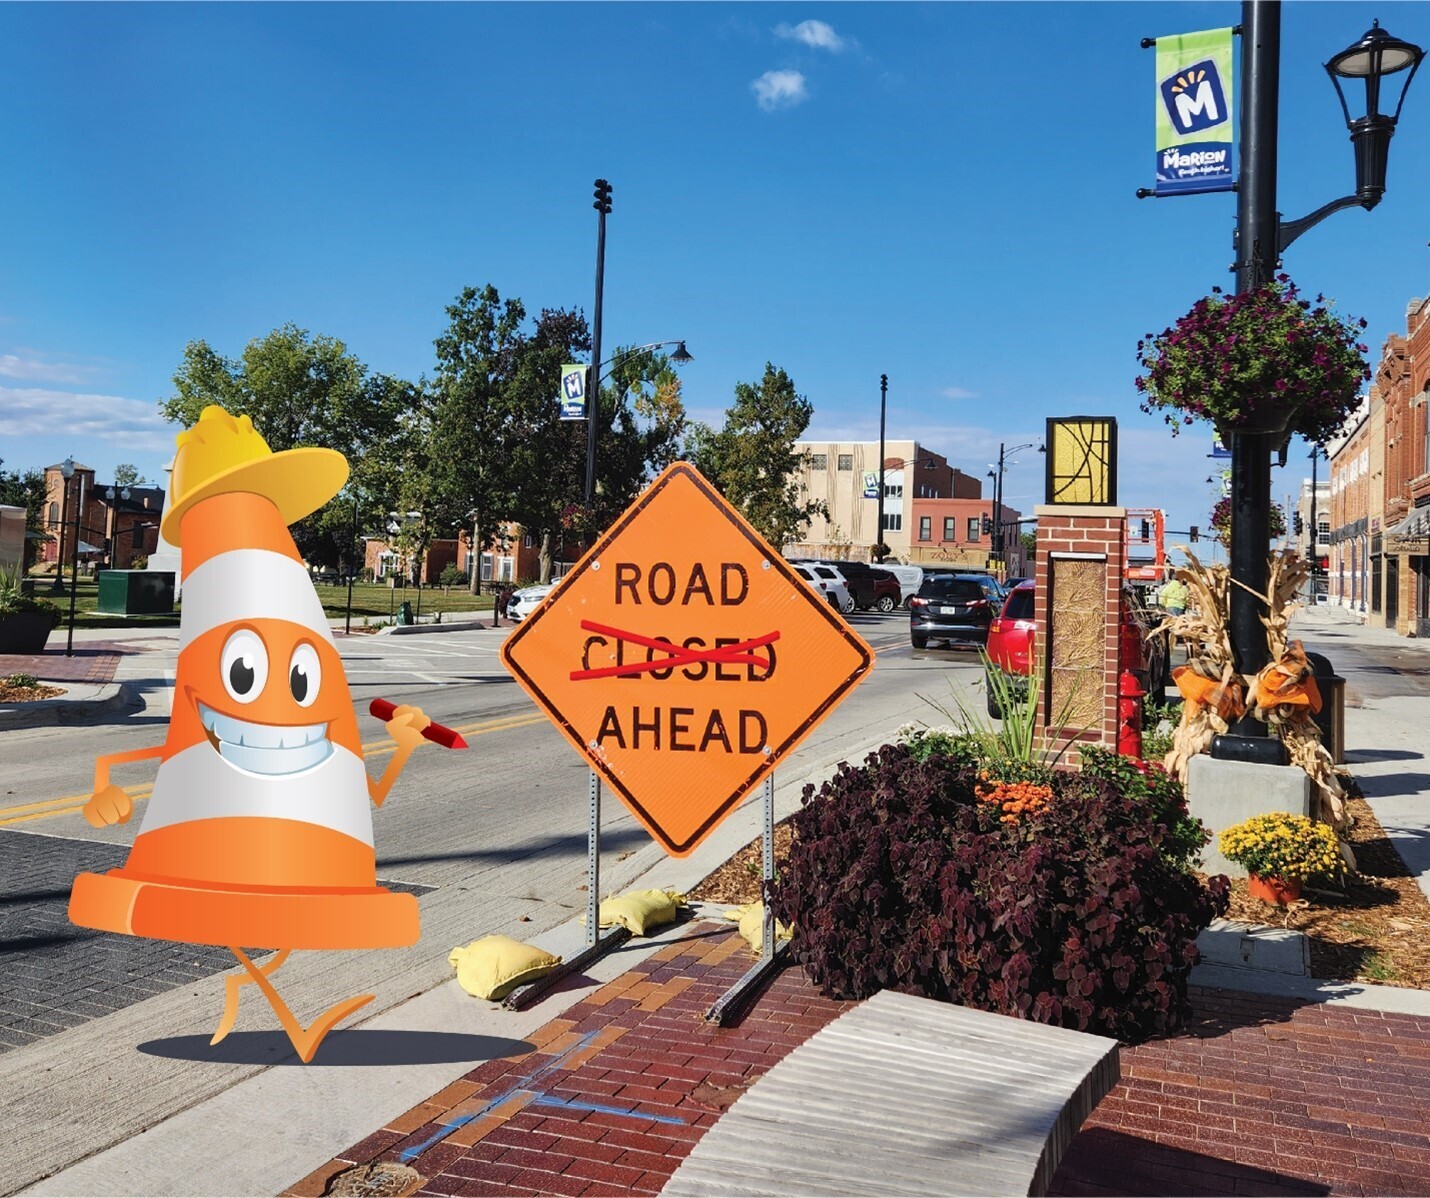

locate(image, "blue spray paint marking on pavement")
[[397, 1028, 688, 1162], [529, 1092, 687, 1125]]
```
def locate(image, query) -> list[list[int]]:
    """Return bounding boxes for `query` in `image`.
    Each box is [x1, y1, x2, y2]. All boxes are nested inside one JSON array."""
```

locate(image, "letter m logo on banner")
[[1160, 58, 1229, 135]]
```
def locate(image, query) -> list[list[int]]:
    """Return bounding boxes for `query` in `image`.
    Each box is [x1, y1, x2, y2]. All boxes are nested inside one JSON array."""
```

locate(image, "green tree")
[[0, 460, 48, 569], [160, 325, 408, 566], [1021, 530, 1036, 561], [685, 363, 825, 548], [112, 464, 147, 487], [429, 285, 528, 593]]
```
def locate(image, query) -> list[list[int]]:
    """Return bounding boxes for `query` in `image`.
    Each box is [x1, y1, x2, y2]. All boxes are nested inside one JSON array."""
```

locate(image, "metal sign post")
[[505, 768, 630, 1009], [706, 774, 785, 1024]]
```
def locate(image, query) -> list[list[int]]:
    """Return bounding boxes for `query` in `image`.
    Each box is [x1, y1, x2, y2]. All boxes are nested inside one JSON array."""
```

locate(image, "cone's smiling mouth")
[[198, 701, 333, 776]]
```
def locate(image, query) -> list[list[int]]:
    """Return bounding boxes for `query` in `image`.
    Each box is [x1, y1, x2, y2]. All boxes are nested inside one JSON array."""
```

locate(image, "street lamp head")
[[1325, 20, 1424, 207], [61, 456, 75, 480], [669, 340, 694, 364]]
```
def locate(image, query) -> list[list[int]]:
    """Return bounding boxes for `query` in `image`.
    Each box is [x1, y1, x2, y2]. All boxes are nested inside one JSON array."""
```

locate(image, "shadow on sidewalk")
[[1051, 1127, 1330, 1196], [138, 1029, 535, 1067]]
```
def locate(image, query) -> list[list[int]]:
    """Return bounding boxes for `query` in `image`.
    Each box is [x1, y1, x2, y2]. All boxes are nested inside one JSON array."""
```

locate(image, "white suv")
[[792, 563, 851, 613]]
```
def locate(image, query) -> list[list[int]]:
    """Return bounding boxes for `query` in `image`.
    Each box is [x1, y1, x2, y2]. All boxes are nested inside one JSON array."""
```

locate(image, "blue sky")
[[3, 2, 1427, 550]]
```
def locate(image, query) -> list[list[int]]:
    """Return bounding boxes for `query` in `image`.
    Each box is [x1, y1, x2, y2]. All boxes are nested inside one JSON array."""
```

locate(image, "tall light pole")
[[585, 179, 612, 506], [345, 490, 359, 635], [52, 457, 75, 593], [875, 374, 888, 562], [991, 441, 1044, 566], [65, 467, 86, 656], [1215, 5, 1421, 761], [105, 484, 131, 570]]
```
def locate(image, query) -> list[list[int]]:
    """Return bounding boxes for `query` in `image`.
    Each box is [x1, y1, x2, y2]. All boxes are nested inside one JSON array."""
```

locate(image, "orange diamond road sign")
[[501, 462, 873, 857]]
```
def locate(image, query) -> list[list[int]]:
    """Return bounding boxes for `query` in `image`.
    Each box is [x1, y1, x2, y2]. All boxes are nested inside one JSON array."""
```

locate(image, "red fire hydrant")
[[1118, 669, 1145, 759]]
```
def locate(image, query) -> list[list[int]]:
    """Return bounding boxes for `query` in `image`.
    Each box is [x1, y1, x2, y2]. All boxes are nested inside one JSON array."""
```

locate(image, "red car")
[[984, 582, 1168, 718]]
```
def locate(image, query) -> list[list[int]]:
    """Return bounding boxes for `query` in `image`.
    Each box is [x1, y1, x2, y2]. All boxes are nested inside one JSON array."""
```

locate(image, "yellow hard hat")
[[160, 405, 349, 545]]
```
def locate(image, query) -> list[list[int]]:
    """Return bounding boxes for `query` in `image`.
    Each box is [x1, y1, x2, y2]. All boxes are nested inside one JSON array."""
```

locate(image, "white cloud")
[[752, 69, 808, 112], [940, 387, 977, 401], [0, 386, 178, 452], [0, 352, 100, 385], [774, 20, 849, 52]]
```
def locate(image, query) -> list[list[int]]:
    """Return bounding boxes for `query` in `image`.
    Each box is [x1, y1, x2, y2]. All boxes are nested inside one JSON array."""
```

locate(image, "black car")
[[909, 573, 1002, 648], [796, 560, 881, 611]]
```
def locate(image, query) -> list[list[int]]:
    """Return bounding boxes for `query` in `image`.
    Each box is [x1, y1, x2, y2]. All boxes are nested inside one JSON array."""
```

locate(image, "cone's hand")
[[84, 784, 134, 828], [385, 704, 431, 754]]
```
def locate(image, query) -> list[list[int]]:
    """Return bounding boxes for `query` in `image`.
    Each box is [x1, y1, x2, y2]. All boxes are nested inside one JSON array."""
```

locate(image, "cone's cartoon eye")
[[289, 643, 322, 707], [221, 629, 268, 704]]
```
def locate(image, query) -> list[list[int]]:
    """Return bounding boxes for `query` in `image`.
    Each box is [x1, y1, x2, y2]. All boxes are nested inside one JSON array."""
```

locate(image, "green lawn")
[[26, 573, 499, 630]]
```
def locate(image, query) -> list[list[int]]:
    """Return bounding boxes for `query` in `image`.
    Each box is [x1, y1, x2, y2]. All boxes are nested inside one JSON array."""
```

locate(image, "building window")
[[499, 557, 514, 582], [48, 501, 58, 526], [884, 483, 903, 499], [943, 517, 956, 542], [523, 532, 535, 549], [968, 517, 980, 541], [882, 513, 902, 532], [810, 454, 827, 470], [480, 553, 493, 581], [837, 454, 853, 471], [919, 516, 931, 541]]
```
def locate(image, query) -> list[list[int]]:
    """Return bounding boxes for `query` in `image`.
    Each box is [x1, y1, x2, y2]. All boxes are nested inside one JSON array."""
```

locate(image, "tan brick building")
[[1326, 395, 1370, 614]]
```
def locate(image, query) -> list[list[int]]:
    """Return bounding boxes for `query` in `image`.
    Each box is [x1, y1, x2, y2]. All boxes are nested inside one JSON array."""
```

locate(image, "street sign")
[[862, 471, 879, 499], [559, 364, 588, 420], [501, 462, 873, 857]]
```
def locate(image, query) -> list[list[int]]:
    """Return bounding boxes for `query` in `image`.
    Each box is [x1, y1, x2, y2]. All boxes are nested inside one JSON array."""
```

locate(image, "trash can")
[[397, 600, 414, 626], [1304, 651, 1345, 765]]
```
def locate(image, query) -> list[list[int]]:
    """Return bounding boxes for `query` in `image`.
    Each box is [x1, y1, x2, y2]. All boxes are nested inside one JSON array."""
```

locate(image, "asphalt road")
[[0, 611, 981, 1054]]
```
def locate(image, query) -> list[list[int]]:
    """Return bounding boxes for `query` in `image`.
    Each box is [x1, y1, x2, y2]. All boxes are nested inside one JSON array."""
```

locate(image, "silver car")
[[506, 583, 554, 622]]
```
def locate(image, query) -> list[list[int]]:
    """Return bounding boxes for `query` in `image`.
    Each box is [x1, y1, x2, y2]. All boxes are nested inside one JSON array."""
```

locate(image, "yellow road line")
[[0, 709, 551, 828]]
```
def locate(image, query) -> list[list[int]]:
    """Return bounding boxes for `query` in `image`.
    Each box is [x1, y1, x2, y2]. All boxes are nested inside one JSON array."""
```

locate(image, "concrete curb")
[[0, 681, 141, 730], [383, 618, 507, 637]]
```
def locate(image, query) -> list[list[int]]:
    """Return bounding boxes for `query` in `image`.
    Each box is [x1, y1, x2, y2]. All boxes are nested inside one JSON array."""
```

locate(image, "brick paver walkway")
[[300, 923, 1430, 1198], [0, 642, 126, 685]]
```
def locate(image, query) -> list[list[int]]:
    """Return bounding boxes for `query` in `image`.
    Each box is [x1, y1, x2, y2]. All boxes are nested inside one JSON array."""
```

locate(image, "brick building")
[[788, 440, 984, 561], [363, 522, 583, 588], [1325, 394, 1372, 614], [41, 463, 163, 572], [1376, 296, 1430, 635], [906, 496, 1026, 576]]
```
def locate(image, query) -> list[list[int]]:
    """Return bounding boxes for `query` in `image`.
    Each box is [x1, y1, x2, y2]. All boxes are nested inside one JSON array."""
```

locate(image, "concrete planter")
[[0, 609, 57, 654]]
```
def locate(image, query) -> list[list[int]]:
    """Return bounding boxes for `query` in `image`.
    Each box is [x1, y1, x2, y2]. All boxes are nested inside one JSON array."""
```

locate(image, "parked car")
[[868, 568, 903, 613], [908, 573, 1002, 649], [813, 560, 884, 612], [983, 582, 1171, 718], [882, 564, 925, 607], [507, 582, 554, 622], [792, 563, 847, 612]]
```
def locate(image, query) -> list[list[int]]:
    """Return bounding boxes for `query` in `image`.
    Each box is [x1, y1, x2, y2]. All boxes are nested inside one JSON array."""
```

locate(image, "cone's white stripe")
[[138, 740, 374, 846], [180, 548, 334, 650]]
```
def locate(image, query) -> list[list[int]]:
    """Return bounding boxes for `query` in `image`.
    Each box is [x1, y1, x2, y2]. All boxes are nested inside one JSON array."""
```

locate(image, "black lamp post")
[[104, 484, 131, 569], [65, 466, 86, 656], [584, 179, 613, 506], [51, 457, 75, 593], [991, 441, 1044, 566], [1215, 4, 1421, 764], [875, 374, 888, 563], [345, 490, 360, 635]]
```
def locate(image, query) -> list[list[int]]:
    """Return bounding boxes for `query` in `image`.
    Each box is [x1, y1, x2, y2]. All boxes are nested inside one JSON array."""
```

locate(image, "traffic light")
[[1140, 519, 1151, 540], [1189, 525, 1199, 543], [593, 178, 613, 214], [981, 515, 994, 535], [1293, 512, 1304, 538]]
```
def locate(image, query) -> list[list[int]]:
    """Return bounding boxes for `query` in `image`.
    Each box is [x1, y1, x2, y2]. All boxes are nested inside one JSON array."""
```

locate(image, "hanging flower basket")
[[1136, 276, 1371, 445]]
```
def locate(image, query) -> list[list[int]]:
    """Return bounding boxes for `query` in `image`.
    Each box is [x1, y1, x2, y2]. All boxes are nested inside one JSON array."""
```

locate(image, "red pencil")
[[369, 699, 468, 749]]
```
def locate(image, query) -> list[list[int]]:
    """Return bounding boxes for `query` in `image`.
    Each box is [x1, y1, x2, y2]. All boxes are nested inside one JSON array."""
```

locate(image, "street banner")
[[558, 363, 588, 420], [1210, 432, 1231, 459], [1154, 27, 1236, 197], [862, 470, 879, 499]]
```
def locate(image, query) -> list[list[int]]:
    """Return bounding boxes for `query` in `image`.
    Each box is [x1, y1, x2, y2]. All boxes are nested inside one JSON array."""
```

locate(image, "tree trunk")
[[539, 532, 553, 584]]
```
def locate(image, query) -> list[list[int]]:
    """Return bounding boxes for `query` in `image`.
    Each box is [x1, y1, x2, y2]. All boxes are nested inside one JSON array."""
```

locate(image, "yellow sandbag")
[[587, 889, 686, 936], [723, 901, 792, 954], [448, 935, 562, 1001]]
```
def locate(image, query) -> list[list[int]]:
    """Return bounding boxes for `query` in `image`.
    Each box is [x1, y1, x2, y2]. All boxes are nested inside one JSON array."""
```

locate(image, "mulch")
[[0, 681, 67, 703]]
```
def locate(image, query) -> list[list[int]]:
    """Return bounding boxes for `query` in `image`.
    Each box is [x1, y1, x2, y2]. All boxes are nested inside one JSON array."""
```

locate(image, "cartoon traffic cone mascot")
[[69, 405, 432, 1063]]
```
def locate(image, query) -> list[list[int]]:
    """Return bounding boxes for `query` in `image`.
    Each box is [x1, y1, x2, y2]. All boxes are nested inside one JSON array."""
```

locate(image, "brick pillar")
[[1032, 505, 1127, 756]]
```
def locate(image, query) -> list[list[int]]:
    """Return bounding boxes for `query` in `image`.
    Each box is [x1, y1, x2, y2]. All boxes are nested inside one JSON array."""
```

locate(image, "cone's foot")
[[222, 946, 374, 1064]]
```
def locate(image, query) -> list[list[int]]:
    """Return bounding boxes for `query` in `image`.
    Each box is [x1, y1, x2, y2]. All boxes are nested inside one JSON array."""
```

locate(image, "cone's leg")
[[224, 947, 374, 1064], [212, 948, 291, 1046]]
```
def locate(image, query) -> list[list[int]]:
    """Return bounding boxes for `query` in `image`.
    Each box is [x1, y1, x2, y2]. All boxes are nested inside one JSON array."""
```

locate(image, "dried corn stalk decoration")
[[1157, 548, 1349, 836]]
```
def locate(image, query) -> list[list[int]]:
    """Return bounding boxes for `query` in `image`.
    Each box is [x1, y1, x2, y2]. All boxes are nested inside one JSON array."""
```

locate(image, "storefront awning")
[[1385, 509, 1430, 554]]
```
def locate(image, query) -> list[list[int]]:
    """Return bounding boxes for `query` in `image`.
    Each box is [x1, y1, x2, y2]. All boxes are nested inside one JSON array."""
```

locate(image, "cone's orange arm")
[[366, 743, 417, 809], [93, 745, 166, 795]]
